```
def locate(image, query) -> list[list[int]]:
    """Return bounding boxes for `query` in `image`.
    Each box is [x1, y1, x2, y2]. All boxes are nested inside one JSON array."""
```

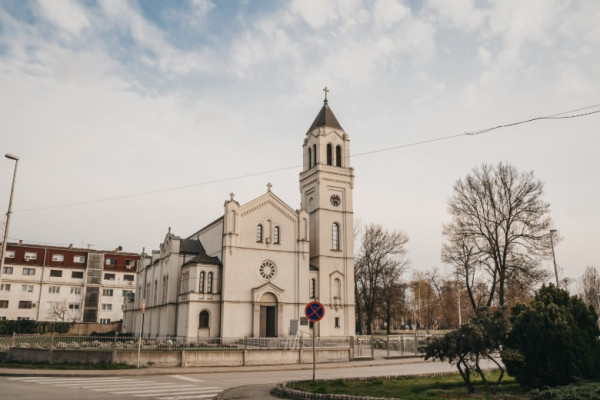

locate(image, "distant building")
[[123, 96, 356, 339], [0, 241, 139, 323]]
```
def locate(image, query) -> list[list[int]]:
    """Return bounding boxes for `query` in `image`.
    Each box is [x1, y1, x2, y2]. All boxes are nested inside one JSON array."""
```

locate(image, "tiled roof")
[[307, 100, 343, 132]]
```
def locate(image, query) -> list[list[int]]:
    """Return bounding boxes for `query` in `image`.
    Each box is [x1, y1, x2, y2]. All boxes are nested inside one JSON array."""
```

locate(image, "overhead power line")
[[13, 103, 600, 214]]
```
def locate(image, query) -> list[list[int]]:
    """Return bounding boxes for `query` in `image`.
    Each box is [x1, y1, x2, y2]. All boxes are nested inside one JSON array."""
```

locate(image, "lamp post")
[[0, 154, 19, 282], [549, 229, 559, 287]]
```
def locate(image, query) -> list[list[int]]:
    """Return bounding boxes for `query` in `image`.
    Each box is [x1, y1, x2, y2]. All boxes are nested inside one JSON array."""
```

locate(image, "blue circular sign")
[[305, 301, 325, 322]]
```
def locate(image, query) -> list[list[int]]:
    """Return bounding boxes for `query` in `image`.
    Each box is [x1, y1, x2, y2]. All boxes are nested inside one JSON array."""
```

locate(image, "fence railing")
[[0, 334, 353, 351]]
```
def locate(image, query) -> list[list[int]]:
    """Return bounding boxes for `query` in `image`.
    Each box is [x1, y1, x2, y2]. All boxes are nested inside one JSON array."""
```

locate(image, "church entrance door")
[[260, 306, 277, 337]]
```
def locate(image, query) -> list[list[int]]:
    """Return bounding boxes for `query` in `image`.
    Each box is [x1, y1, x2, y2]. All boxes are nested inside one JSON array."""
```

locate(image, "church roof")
[[307, 100, 343, 132], [180, 239, 222, 267]]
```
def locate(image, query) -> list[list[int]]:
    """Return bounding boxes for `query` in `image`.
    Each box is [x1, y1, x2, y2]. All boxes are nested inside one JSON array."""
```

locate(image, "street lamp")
[[0, 154, 19, 282], [549, 229, 559, 287]]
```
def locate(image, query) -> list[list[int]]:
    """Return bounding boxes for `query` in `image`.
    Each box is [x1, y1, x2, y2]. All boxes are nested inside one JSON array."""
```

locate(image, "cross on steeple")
[[229, 192, 235, 201], [323, 86, 329, 102], [267, 183, 272, 192]]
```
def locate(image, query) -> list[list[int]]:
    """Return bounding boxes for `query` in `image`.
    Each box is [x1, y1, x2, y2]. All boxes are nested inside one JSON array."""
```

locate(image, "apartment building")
[[0, 241, 139, 323]]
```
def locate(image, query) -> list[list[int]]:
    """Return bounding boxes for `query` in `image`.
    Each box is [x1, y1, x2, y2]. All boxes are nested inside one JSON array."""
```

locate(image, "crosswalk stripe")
[[170, 375, 204, 383], [9, 377, 134, 383], [133, 388, 221, 397], [54, 380, 154, 387], [93, 384, 200, 393], [157, 395, 217, 400], [64, 382, 172, 389]]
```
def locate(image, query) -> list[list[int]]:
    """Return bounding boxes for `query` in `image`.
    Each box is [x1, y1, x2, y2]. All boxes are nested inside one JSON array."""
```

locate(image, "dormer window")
[[256, 224, 263, 242]]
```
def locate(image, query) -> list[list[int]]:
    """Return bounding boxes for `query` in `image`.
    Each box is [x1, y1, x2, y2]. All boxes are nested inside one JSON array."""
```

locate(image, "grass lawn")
[[287, 371, 530, 399]]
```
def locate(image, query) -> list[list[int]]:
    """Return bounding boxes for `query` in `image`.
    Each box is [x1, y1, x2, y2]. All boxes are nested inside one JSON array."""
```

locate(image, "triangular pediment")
[[239, 191, 297, 222]]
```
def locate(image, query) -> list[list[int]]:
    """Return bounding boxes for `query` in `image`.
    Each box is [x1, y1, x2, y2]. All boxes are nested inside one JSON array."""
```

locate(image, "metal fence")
[[0, 334, 352, 351]]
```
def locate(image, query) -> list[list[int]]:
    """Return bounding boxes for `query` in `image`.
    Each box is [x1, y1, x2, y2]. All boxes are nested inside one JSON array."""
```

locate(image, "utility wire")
[[13, 103, 600, 214]]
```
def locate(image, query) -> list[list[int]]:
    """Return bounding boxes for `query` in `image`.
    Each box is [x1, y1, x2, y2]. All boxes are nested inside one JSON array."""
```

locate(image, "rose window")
[[259, 261, 277, 280]]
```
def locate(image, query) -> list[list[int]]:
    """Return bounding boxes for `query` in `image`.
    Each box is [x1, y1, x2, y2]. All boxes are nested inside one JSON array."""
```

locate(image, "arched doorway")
[[259, 292, 277, 337]]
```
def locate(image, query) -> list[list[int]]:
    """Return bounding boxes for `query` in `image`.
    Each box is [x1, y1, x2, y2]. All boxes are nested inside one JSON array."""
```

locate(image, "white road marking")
[[157, 395, 216, 400], [133, 388, 220, 397], [170, 375, 204, 382]]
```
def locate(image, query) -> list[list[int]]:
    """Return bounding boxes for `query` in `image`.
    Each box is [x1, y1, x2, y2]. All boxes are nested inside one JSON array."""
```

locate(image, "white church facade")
[[123, 94, 355, 339]]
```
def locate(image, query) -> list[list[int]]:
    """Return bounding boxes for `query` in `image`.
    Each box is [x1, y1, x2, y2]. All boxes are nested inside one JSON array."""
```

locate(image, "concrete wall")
[[6, 347, 350, 367]]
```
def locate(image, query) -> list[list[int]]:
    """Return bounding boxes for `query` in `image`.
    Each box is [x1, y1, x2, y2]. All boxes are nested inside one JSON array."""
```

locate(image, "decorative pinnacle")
[[267, 183, 272, 192]]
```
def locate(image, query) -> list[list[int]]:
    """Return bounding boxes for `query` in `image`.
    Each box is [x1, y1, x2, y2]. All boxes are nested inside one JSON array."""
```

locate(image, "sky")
[[0, 0, 598, 285]]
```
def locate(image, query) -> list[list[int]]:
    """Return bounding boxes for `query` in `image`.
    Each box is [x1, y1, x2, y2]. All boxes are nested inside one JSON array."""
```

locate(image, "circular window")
[[259, 261, 277, 280]]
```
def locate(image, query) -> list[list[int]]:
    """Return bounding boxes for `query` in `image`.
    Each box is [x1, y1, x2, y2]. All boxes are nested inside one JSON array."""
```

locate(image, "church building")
[[123, 93, 355, 339]]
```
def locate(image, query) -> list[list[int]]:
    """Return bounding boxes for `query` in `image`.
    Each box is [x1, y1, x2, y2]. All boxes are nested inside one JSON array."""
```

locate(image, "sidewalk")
[[0, 356, 421, 377]]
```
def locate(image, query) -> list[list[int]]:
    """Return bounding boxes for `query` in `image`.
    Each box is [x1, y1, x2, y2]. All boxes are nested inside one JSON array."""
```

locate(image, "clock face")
[[330, 194, 341, 207]]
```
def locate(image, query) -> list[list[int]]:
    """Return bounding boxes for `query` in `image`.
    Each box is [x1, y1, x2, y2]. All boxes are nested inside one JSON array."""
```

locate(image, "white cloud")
[[426, 0, 484, 31], [373, 0, 410, 29], [477, 46, 491, 66], [36, 0, 90, 35]]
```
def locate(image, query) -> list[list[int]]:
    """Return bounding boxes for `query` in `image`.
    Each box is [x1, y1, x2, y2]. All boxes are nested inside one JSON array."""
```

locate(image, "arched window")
[[309, 278, 316, 299], [336, 145, 342, 167], [308, 147, 312, 169], [199, 271, 205, 293], [334, 278, 341, 298], [312, 144, 317, 166], [256, 224, 263, 242], [273, 226, 280, 244], [327, 144, 333, 165], [332, 223, 340, 250], [207, 272, 213, 294], [199, 310, 209, 328]]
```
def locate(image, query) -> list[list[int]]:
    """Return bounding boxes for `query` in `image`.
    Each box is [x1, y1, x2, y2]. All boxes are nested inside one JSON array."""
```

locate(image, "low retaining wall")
[[3, 347, 351, 367]]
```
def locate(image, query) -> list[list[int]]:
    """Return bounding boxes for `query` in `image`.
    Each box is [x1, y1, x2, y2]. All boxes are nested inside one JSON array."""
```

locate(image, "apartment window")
[[22, 285, 33, 293], [0, 300, 8, 308], [2, 267, 12, 275], [49, 269, 63, 277], [70, 287, 82, 295], [69, 303, 80, 310], [125, 260, 136, 269], [123, 274, 134, 281], [0, 317, 6, 320], [104, 273, 115, 280], [17, 317, 31, 320], [73, 255, 85, 263], [99, 318, 111, 324], [103, 289, 113, 296], [18, 301, 33, 309], [23, 268, 36, 276], [72, 271, 84, 279], [48, 286, 60, 294], [122, 290, 132, 297], [24, 252, 37, 261], [105, 258, 117, 266], [5, 250, 15, 259], [0, 284, 10, 291], [52, 254, 64, 262], [101, 304, 112, 311]]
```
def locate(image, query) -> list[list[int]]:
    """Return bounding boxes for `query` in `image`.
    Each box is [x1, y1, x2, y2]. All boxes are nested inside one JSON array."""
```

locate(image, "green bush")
[[0, 320, 72, 334], [529, 381, 600, 399], [502, 285, 600, 388]]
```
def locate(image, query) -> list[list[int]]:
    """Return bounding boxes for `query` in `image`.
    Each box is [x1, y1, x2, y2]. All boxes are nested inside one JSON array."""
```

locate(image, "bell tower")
[[299, 88, 355, 336]]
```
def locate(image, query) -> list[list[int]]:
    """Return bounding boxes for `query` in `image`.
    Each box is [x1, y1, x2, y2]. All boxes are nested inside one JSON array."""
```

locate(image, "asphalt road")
[[0, 358, 470, 400]]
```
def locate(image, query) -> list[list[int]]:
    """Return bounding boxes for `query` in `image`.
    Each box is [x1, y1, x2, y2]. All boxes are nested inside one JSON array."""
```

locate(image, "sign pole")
[[312, 321, 316, 381], [137, 298, 145, 368]]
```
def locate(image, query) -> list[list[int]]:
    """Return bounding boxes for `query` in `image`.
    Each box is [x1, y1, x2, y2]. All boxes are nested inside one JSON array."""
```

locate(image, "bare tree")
[[355, 224, 409, 334], [579, 266, 600, 315], [442, 162, 553, 309], [48, 300, 82, 322]]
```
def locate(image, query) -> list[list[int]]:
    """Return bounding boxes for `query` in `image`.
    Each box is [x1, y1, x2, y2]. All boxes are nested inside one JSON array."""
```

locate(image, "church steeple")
[[307, 87, 343, 132]]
